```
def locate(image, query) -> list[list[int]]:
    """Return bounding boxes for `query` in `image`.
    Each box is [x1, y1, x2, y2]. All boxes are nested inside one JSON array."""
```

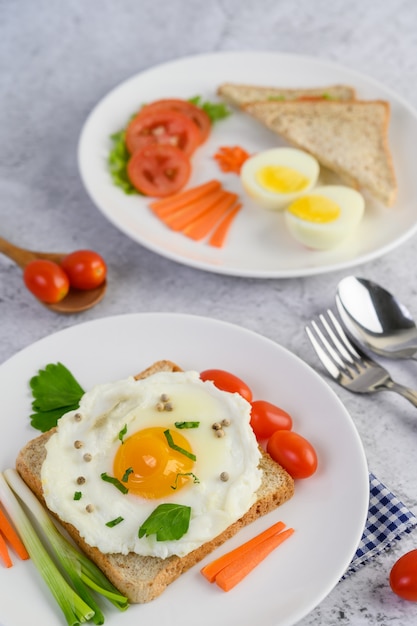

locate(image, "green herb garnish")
[[118, 424, 128, 444], [174, 421, 200, 429], [138, 503, 191, 541], [101, 472, 129, 494], [171, 472, 200, 490], [105, 516, 124, 528], [163, 429, 196, 461], [29, 362, 85, 432], [188, 95, 231, 122], [73, 491, 82, 501], [122, 467, 134, 483], [267, 95, 286, 101], [108, 129, 138, 195]]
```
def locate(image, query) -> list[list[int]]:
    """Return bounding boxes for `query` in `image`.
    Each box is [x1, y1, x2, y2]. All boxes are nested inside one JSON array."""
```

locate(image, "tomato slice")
[[125, 109, 201, 156], [140, 99, 211, 144], [127, 144, 191, 197]]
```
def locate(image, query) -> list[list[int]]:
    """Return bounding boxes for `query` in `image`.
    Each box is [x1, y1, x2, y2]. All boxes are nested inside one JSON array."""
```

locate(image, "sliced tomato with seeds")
[[127, 144, 191, 197], [125, 109, 201, 156], [140, 99, 211, 144]]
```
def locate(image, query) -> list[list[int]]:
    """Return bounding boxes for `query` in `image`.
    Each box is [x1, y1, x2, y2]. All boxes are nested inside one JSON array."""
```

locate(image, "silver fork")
[[305, 309, 417, 408]]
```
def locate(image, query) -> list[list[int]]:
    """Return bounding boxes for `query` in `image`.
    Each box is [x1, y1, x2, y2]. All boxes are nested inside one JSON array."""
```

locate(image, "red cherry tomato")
[[267, 430, 318, 479], [140, 99, 211, 145], [127, 144, 191, 197], [23, 259, 70, 304], [125, 109, 201, 156], [61, 250, 107, 290], [390, 550, 417, 601], [199, 369, 252, 402], [250, 400, 293, 440]]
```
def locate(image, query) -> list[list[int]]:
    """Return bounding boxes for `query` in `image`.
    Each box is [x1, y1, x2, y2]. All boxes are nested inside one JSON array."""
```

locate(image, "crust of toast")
[[16, 361, 294, 603], [243, 99, 397, 206], [217, 83, 356, 106]]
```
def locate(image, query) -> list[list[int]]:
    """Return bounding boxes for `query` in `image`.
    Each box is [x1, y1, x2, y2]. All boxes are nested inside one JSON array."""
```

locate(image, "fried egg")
[[240, 147, 320, 210], [41, 371, 262, 558], [284, 185, 365, 250]]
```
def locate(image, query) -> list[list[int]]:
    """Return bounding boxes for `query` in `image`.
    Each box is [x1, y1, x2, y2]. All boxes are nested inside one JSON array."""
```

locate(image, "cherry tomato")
[[250, 400, 293, 440], [267, 430, 318, 479], [125, 109, 201, 156], [61, 250, 107, 290], [140, 99, 211, 144], [127, 144, 191, 197], [23, 259, 70, 304], [199, 369, 252, 402], [390, 550, 417, 601]]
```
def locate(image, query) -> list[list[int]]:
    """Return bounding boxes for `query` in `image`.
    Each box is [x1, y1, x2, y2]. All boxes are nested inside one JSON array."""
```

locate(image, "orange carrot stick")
[[184, 192, 238, 241], [200, 520, 286, 583], [0, 532, 13, 568], [149, 180, 221, 213], [163, 189, 227, 231], [208, 202, 242, 248], [156, 187, 225, 223], [0, 507, 30, 561], [215, 527, 294, 591]]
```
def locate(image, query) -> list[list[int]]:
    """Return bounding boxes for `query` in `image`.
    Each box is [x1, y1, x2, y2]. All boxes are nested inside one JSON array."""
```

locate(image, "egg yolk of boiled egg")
[[240, 147, 320, 210], [113, 426, 194, 499], [284, 185, 365, 250]]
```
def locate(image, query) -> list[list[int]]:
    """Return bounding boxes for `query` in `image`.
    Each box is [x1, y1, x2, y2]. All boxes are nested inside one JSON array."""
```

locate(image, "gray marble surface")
[[2, 1, 417, 624]]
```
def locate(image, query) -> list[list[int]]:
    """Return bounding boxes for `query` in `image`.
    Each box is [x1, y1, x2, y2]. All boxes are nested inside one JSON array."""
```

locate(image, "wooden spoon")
[[0, 236, 107, 313]]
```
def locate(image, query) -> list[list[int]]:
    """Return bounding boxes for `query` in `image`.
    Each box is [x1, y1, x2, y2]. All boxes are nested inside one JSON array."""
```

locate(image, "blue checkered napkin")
[[343, 472, 417, 578]]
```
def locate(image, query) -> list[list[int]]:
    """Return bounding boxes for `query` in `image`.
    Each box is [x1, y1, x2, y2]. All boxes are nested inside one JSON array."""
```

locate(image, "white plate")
[[0, 313, 368, 626], [78, 51, 417, 278]]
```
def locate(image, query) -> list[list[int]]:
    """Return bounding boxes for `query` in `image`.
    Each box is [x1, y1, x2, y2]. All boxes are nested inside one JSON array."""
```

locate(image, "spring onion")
[[1, 469, 129, 625]]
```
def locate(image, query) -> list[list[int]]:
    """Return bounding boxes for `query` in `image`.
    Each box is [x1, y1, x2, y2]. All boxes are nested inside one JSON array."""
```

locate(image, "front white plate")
[[78, 51, 417, 278], [0, 313, 368, 626]]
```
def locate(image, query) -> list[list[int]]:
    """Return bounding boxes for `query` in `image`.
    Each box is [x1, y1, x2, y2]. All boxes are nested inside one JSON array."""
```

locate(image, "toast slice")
[[16, 361, 294, 603], [217, 82, 356, 107], [244, 99, 397, 206]]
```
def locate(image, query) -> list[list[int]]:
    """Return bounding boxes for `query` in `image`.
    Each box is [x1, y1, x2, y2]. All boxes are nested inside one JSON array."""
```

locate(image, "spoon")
[[336, 276, 417, 360], [0, 236, 107, 314]]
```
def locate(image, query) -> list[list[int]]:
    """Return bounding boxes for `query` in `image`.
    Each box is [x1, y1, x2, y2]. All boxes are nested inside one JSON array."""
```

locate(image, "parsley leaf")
[[29, 363, 85, 432], [138, 503, 191, 541]]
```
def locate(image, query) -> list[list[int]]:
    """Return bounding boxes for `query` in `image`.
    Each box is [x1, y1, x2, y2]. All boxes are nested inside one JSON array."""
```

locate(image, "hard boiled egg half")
[[284, 185, 365, 250], [240, 147, 320, 210]]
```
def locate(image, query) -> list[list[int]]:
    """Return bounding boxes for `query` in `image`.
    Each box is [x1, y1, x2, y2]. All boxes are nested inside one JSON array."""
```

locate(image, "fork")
[[305, 309, 417, 408]]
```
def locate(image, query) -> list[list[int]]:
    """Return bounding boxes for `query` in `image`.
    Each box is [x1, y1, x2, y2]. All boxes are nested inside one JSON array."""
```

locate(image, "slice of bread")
[[243, 99, 397, 206], [16, 361, 294, 603], [217, 83, 356, 107]]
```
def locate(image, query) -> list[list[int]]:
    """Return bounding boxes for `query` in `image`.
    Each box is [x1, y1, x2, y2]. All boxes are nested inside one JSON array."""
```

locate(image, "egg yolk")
[[113, 426, 194, 499], [256, 165, 310, 194], [287, 194, 341, 223]]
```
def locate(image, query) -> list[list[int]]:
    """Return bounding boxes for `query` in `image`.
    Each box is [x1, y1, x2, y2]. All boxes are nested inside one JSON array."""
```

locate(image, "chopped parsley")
[[163, 429, 196, 461], [118, 424, 128, 444], [73, 491, 82, 501], [29, 362, 85, 432], [171, 472, 200, 490], [122, 467, 134, 483], [100, 472, 129, 494], [174, 421, 200, 429], [105, 516, 124, 528]]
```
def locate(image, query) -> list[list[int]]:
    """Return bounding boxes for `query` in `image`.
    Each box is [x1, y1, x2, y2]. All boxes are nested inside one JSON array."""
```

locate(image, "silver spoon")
[[336, 276, 417, 360]]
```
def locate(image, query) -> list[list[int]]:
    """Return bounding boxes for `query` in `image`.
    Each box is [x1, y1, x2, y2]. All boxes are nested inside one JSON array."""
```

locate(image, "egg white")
[[284, 185, 365, 250], [41, 371, 262, 558], [240, 147, 320, 210]]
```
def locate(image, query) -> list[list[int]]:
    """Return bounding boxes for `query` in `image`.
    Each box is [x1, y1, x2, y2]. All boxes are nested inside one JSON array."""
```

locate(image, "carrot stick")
[[156, 187, 225, 223], [0, 531, 13, 568], [163, 188, 227, 231], [215, 527, 294, 591], [200, 520, 286, 583], [208, 202, 242, 248], [183, 192, 238, 241], [149, 180, 221, 213], [0, 507, 30, 561]]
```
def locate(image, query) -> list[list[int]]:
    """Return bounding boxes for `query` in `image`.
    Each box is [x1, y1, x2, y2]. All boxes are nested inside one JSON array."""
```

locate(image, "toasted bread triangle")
[[217, 83, 356, 106], [244, 100, 397, 206]]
